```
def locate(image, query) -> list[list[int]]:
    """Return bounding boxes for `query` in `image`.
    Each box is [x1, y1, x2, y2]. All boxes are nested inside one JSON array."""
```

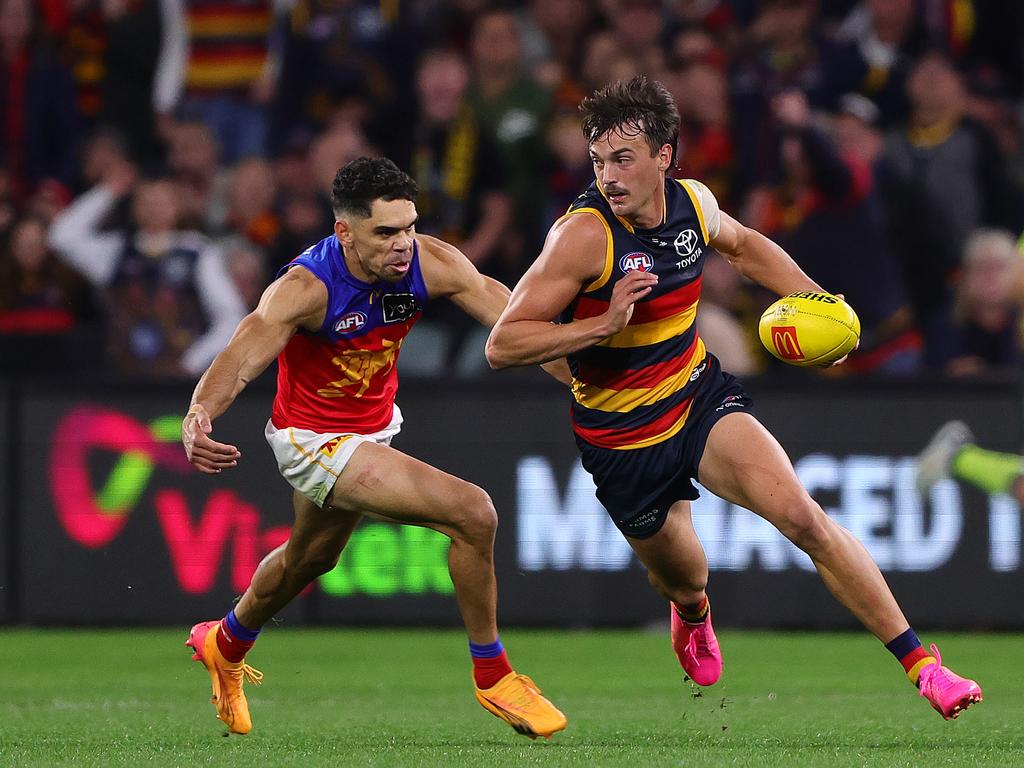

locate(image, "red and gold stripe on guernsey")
[[588, 277, 701, 349], [573, 392, 697, 450], [596, 303, 697, 348], [572, 336, 706, 414], [574, 276, 702, 325]]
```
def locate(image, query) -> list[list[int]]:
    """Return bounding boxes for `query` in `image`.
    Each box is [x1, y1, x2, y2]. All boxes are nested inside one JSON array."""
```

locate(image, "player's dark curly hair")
[[579, 76, 680, 166], [331, 157, 418, 218]]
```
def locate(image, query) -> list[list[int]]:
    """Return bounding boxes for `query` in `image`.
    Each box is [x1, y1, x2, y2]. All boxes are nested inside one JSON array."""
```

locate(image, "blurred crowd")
[[3, 0, 1024, 379]]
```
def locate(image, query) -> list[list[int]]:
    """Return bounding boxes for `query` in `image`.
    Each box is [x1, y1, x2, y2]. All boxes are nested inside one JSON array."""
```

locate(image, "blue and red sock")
[[216, 608, 261, 663], [470, 637, 512, 689], [885, 628, 935, 686]]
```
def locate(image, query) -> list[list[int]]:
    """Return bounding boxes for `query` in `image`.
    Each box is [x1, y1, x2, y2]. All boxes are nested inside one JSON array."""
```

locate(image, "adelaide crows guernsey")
[[270, 234, 428, 434], [564, 178, 720, 450]]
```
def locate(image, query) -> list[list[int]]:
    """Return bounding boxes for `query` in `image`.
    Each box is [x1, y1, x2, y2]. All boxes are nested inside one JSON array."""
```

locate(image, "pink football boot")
[[918, 643, 983, 720], [670, 603, 723, 686]]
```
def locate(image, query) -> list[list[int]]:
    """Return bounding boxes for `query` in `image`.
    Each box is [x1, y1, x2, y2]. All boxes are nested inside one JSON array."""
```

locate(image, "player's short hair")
[[579, 76, 680, 166], [331, 157, 418, 219]]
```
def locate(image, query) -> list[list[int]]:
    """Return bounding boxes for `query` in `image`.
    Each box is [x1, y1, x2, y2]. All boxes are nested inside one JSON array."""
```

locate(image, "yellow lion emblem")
[[317, 338, 402, 398]]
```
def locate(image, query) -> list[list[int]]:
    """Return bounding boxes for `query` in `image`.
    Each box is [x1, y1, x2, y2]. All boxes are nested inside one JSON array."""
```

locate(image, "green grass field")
[[1, 628, 1020, 767]]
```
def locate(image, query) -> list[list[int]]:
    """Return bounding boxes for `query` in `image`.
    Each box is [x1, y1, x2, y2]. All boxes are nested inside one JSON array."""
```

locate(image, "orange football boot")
[[474, 671, 567, 739], [186, 620, 264, 734]]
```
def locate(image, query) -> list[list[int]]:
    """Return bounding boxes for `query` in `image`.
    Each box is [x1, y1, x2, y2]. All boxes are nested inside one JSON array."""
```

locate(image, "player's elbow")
[[484, 327, 515, 370]]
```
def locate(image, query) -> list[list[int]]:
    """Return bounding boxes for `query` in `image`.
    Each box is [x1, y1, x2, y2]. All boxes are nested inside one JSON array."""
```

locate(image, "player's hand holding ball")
[[758, 291, 860, 367]]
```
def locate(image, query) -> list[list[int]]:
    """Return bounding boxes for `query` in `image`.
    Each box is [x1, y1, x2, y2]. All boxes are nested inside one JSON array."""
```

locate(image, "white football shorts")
[[265, 404, 403, 507]]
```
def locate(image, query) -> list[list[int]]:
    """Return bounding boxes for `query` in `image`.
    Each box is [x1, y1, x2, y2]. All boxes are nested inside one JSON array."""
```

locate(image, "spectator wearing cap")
[[47, 160, 245, 378], [745, 89, 921, 374], [880, 50, 1024, 368]]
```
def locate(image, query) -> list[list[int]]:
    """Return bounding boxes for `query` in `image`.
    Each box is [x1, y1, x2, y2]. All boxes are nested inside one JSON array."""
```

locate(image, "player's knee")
[[648, 569, 707, 603], [780, 497, 834, 555], [307, 552, 342, 578], [288, 546, 341, 580], [452, 484, 498, 544]]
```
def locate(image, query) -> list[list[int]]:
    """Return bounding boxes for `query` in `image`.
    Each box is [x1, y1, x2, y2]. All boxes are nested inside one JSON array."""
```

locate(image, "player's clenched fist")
[[181, 404, 241, 474], [600, 269, 658, 337]]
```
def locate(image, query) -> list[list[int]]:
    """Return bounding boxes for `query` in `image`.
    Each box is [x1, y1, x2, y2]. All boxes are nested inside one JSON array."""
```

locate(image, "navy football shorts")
[[576, 355, 753, 539]]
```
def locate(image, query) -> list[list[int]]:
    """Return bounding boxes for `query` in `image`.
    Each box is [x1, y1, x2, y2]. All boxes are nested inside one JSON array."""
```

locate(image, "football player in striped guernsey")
[[487, 76, 981, 720]]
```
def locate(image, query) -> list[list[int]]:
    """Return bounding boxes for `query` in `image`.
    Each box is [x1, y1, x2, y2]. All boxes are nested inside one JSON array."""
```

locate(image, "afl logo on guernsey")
[[334, 311, 367, 334], [619, 252, 654, 273]]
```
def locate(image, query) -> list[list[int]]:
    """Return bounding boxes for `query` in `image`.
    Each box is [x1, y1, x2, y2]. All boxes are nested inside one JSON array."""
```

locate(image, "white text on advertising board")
[[516, 455, 1021, 572]]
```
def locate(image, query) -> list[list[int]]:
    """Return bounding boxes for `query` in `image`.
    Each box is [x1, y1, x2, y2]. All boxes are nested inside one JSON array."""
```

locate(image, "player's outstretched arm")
[[711, 211, 823, 297], [419, 234, 511, 326], [417, 234, 573, 384], [486, 213, 657, 369], [182, 267, 327, 474]]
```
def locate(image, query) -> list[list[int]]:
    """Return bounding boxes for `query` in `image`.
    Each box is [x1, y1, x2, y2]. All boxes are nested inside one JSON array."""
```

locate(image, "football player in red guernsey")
[[181, 157, 569, 739], [486, 76, 980, 721]]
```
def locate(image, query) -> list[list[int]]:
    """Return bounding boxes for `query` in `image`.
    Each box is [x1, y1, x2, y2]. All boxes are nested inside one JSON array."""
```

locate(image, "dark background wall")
[[4, 374, 1022, 628], [1, 380, 9, 622]]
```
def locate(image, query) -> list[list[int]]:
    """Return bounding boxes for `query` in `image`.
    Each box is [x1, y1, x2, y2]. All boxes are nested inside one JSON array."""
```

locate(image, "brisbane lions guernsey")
[[563, 178, 722, 450], [270, 235, 428, 434]]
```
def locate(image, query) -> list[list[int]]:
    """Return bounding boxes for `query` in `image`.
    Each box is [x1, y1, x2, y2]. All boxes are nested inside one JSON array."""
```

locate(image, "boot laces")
[[686, 623, 713, 661], [225, 661, 264, 687], [919, 643, 957, 694]]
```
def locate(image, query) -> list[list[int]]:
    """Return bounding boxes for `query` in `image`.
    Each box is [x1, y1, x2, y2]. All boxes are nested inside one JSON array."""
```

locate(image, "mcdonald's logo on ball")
[[771, 326, 804, 360], [758, 292, 862, 367]]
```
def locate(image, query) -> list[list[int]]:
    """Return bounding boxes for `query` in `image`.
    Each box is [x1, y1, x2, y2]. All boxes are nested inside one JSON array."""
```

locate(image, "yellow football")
[[758, 291, 860, 367]]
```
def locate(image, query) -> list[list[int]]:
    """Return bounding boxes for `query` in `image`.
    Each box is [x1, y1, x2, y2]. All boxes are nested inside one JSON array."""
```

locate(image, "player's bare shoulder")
[[416, 233, 468, 270], [538, 208, 609, 283], [416, 234, 480, 298], [259, 263, 329, 330]]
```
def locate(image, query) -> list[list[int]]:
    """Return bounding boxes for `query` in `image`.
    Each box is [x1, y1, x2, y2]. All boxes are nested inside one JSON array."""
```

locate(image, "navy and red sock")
[[216, 608, 261, 663], [470, 637, 512, 689], [885, 627, 935, 686], [674, 596, 709, 625]]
